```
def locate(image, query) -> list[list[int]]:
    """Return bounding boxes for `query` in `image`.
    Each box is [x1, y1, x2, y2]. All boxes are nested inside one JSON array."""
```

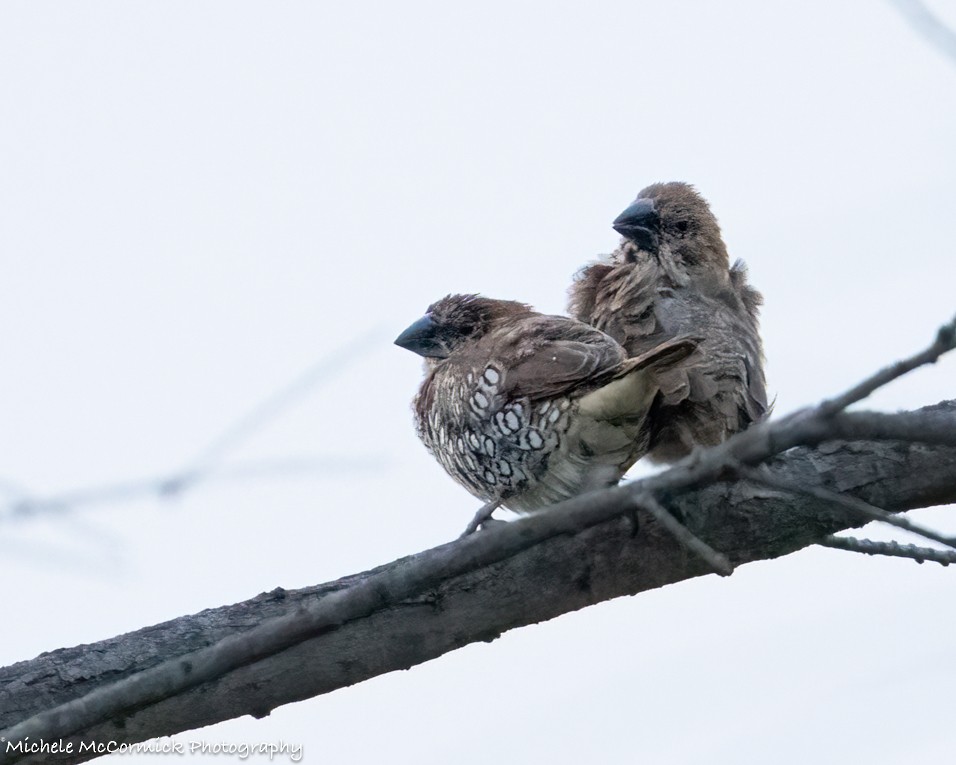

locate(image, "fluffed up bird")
[[395, 294, 697, 518], [569, 182, 768, 462]]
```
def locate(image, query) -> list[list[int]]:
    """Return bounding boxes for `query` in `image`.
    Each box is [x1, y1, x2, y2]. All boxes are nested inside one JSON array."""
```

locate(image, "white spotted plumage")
[[406, 294, 695, 514]]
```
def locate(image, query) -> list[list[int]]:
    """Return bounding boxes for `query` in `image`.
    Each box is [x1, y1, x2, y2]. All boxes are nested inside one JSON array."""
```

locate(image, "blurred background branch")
[[889, 0, 956, 66], [0, 330, 387, 525]]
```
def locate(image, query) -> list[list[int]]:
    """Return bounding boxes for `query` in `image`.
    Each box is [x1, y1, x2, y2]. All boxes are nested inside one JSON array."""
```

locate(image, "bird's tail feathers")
[[578, 336, 699, 423], [617, 335, 699, 376]]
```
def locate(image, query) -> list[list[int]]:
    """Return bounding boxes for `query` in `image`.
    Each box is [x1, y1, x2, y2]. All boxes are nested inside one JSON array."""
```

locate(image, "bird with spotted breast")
[[569, 182, 768, 462], [395, 294, 697, 530]]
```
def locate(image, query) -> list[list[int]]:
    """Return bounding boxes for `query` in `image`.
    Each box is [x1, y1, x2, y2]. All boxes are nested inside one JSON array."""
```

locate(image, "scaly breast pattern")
[[417, 361, 573, 508]]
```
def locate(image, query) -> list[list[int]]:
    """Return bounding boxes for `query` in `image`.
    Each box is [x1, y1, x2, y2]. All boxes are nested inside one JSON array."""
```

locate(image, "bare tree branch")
[[820, 535, 956, 565], [634, 492, 734, 576], [1, 403, 954, 765], [888, 0, 956, 67], [1, 319, 954, 764], [0, 330, 385, 523], [816, 314, 955, 415], [2, 456, 381, 523], [182, 327, 386, 477], [734, 464, 956, 550]]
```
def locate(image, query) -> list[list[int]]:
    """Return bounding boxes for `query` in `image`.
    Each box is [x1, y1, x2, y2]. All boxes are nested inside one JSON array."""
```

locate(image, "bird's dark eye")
[[676, 220, 690, 233]]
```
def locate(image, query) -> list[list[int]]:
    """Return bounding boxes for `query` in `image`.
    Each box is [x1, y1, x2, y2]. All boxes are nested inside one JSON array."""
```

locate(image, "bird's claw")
[[460, 500, 503, 538]]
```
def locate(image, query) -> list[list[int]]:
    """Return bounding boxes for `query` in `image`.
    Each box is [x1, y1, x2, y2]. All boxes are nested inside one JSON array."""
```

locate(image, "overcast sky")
[[2, 2, 955, 763]]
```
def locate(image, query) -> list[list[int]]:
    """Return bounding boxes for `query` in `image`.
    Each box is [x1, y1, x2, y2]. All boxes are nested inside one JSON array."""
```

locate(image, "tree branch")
[[0, 331, 385, 523], [815, 313, 954, 416], [888, 0, 956, 67], [735, 464, 956, 549], [819, 535, 956, 565], [2, 317, 954, 764], [1, 402, 955, 764], [633, 492, 734, 576]]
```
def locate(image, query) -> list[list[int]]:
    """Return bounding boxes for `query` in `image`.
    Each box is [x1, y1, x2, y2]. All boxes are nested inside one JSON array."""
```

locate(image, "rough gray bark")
[[1, 402, 955, 764]]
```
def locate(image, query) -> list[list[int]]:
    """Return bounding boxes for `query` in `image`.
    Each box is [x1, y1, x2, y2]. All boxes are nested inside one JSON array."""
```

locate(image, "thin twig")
[[2, 456, 381, 522], [816, 313, 956, 416], [185, 327, 386, 475], [0, 329, 386, 522], [634, 493, 734, 576], [735, 464, 956, 550], [820, 535, 956, 566], [887, 0, 956, 67]]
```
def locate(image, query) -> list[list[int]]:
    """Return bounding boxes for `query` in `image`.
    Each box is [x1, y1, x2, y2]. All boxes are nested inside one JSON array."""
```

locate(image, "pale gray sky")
[[1, 2, 955, 763]]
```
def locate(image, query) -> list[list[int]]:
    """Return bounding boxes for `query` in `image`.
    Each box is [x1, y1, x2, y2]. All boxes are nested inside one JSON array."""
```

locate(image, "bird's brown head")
[[394, 294, 532, 360], [612, 182, 729, 268]]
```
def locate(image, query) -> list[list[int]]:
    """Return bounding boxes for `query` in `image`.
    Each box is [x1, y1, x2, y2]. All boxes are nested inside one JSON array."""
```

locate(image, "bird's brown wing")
[[486, 315, 628, 403], [492, 314, 697, 407]]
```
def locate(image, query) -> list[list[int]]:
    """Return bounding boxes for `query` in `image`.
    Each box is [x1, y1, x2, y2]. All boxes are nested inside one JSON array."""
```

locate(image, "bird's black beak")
[[612, 198, 660, 253], [394, 314, 447, 359]]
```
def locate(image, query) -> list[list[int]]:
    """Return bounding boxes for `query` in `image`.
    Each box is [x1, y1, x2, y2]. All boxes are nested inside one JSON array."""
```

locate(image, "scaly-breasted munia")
[[569, 182, 768, 461], [396, 294, 696, 514]]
